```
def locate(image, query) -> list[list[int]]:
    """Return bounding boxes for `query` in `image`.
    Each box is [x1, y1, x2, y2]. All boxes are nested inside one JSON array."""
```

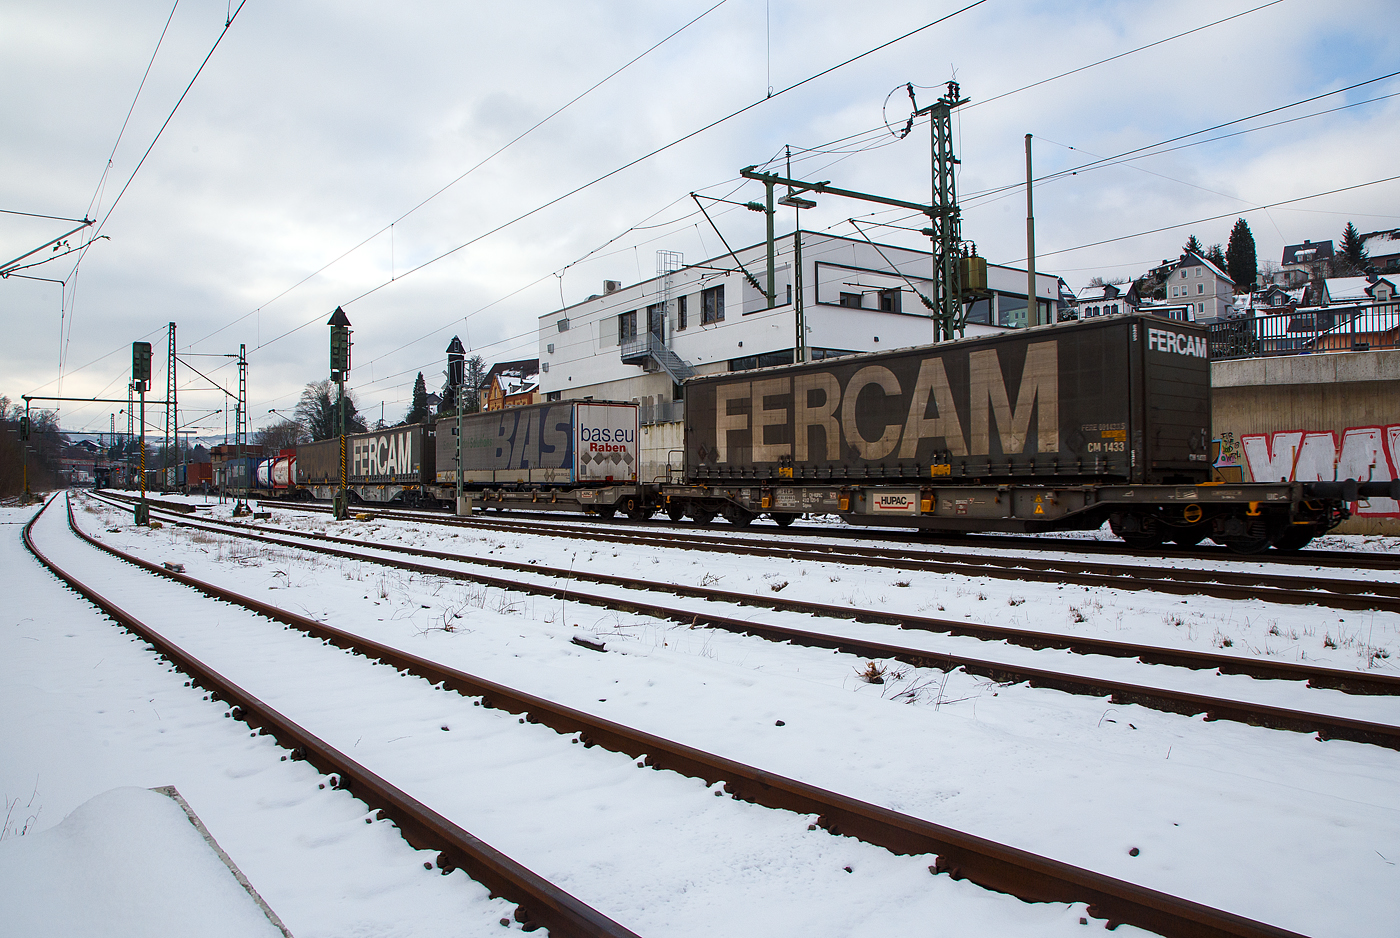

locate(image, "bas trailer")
[[432, 401, 647, 515], [673, 314, 1349, 552]]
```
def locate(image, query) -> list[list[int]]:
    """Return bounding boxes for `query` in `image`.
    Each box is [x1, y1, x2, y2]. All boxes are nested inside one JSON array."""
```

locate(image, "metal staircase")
[[620, 333, 694, 384]]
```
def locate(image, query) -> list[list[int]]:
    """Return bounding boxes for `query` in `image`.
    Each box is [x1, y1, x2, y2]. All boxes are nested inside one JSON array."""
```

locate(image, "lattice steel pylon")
[[164, 322, 176, 483], [911, 81, 969, 341]]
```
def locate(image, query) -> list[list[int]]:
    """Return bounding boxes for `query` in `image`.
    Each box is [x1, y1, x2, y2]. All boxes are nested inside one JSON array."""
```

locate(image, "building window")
[[702, 285, 724, 324], [546, 391, 562, 401], [839, 292, 862, 308], [1198, 303, 1205, 315], [1195, 268, 1201, 277], [878, 289, 901, 312], [676, 295, 688, 331], [728, 349, 795, 372], [1180, 270, 1187, 279], [618, 310, 638, 344], [647, 302, 665, 338], [1197, 283, 1204, 294]]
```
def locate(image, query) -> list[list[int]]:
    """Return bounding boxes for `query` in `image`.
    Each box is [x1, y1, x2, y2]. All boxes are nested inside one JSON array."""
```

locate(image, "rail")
[[55, 494, 1322, 937], [24, 494, 640, 938]]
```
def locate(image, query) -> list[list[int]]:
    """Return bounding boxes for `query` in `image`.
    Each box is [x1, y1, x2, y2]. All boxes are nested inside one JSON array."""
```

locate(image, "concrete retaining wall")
[[1212, 349, 1400, 534]]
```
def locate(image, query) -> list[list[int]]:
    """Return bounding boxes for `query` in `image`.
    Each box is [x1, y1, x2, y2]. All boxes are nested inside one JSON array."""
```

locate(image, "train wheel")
[[687, 503, 715, 525], [595, 505, 617, 520], [722, 505, 755, 527], [1271, 528, 1315, 552], [771, 512, 797, 527], [1109, 514, 1161, 549], [665, 501, 685, 522], [626, 499, 655, 521]]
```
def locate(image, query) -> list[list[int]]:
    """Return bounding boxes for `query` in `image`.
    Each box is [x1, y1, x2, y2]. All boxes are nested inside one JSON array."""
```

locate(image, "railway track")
[[277, 497, 1400, 572], [240, 498, 1400, 613], [41, 493, 1322, 938], [25, 495, 637, 938], [86, 491, 1400, 750]]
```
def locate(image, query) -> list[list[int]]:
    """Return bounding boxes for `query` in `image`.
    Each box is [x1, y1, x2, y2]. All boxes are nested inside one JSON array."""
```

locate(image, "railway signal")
[[132, 341, 152, 525], [328, 307, 352, 519], [446, 336, 469, 516]]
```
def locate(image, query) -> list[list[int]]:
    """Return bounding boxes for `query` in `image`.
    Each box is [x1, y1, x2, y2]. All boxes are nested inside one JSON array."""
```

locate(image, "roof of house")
[[482, 358, 539, 386], [1177, 251, 1232, 284], [1282, 240, 1334, 266], [1074, 282, 1128, 302], [1324, 277, 1380, 302], [1361, 229, 1400, 256]]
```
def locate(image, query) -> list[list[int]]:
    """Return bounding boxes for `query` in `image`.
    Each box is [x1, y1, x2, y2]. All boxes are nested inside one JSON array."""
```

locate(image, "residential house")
[[1161, 251, 1235, 322], [1073, 280, 1138, 318], [479, 360, 540, 411], [1278, 239, 1334, 286], [1360, 229, 1400, 274]]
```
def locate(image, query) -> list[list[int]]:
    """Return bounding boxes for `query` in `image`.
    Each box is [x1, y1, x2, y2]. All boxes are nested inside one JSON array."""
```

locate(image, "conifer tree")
[[1182, 234, 1204, 257], [1339, 222, 1368, 273], [1225, 218, 1257, 290], [405, 372, 429, 424]]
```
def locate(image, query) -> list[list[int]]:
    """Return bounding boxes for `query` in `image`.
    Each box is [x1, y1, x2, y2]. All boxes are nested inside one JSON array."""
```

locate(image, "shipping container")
[[684, 314, 1210, 487], [434, 401, 639, 486], [296, 423, 434, 487], [256, 453, 295, 489]]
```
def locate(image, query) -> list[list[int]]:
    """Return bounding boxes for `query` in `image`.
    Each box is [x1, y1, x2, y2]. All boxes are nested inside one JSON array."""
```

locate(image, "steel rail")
[[245, 498, 1400, 612], [94, 491, 1400, 695], [54, 496, 1313, 938], [24, 495, 641, 938], [83, 492, 1400, 748], [265, 496, 1400, 572]]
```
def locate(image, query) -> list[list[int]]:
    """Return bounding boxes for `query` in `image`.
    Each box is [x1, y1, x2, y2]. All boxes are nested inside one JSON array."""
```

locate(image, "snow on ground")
[[0, 787, 285, 938], [5, 493, 1400, 937]]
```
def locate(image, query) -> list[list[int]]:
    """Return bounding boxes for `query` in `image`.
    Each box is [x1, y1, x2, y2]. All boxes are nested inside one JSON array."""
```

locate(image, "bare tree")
[[294, 380, 367, 441], [255, 418, 306, 453]]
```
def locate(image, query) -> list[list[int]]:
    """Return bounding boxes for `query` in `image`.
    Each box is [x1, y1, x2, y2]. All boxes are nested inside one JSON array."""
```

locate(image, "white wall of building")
[[539, 232, 1062, 397]]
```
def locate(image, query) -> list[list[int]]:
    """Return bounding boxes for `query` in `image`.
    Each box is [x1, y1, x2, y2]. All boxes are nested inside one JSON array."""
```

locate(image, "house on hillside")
[[1074, 281, 1138, 318], [1160, 252, 1235, 322], [1360, 229, 1400, 274], [479, 360, 540, 411], [1278, 239, 1334, 286]]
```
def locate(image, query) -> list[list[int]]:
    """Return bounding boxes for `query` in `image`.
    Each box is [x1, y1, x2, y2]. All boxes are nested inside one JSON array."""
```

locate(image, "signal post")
[[329, 307, 351, 520], [132, 341, 152, 524]]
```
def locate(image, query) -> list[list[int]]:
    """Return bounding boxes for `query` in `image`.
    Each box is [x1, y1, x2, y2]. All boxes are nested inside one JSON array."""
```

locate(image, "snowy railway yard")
[[5, 492, 1400, 938]]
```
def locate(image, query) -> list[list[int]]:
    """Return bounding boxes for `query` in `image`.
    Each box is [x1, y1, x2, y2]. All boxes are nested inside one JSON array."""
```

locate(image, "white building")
[[537, 230, 1066, 481]]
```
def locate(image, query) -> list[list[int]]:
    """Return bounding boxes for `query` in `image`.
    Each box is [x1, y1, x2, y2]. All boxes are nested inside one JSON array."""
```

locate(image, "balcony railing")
[[1208, 301, 1398, 360]]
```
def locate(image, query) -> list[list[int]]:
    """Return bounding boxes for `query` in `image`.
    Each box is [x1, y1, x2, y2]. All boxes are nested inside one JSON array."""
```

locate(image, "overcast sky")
[[4, 0, 1397, 438]]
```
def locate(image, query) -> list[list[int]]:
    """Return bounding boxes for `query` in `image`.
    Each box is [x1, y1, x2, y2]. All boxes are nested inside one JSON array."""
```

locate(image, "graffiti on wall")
[[1240, 424, 1400, 517]]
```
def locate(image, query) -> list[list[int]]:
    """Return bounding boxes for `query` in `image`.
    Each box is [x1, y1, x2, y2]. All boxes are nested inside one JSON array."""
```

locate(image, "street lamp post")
[[328, 307, 352, 520]]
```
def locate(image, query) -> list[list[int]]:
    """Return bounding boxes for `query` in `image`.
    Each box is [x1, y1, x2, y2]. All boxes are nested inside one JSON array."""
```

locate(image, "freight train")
[[204, 314, 1384, 553]]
